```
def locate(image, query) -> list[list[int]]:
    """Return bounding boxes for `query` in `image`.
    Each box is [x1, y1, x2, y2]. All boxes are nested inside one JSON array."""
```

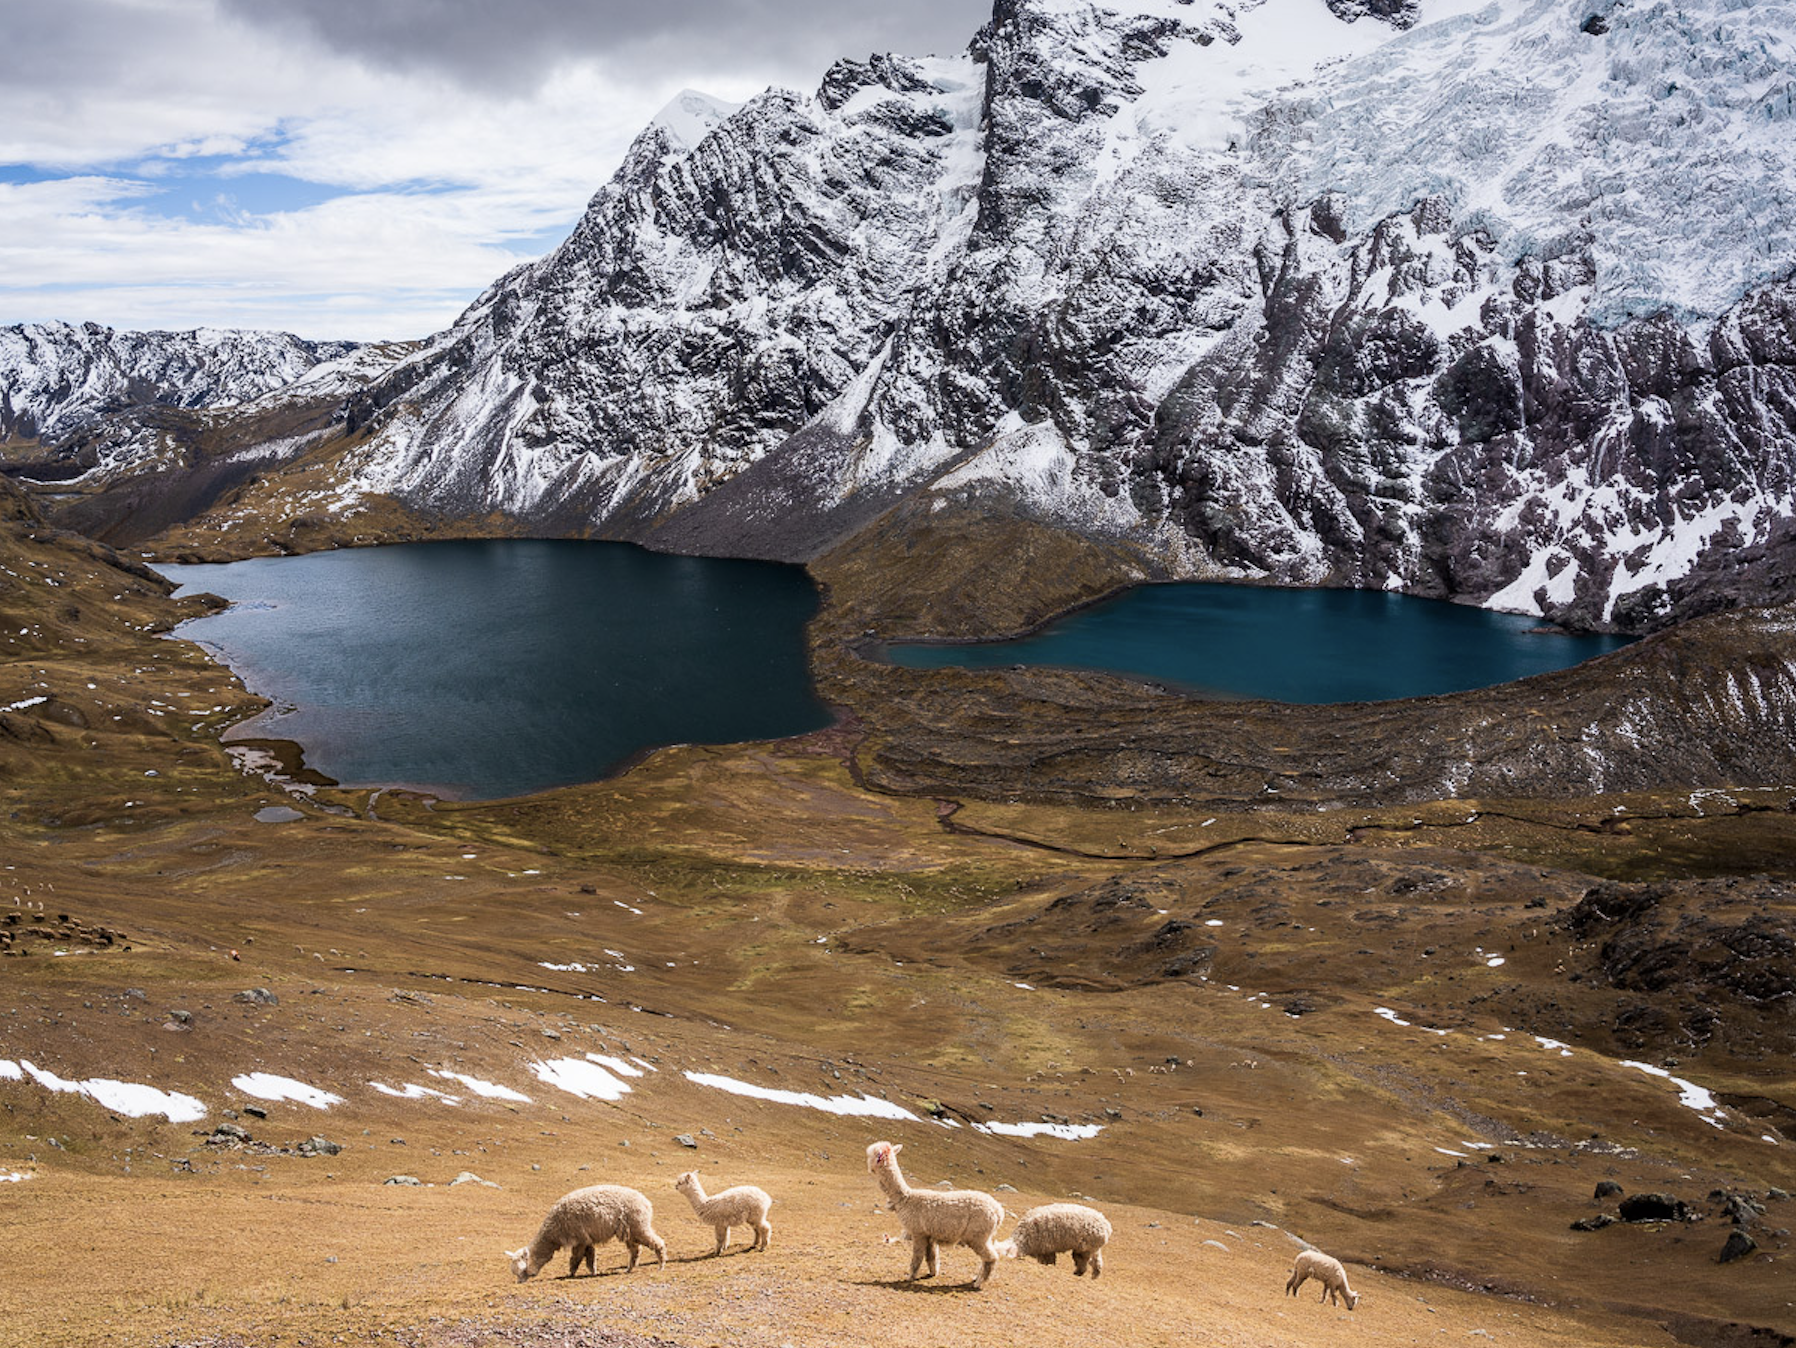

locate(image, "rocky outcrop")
[[829, 600, 1796, 808]]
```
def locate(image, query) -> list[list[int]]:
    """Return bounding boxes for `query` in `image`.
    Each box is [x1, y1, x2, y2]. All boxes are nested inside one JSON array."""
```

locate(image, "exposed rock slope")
[[317, 0, 1796, 633], [9, 0, 1796, 635]]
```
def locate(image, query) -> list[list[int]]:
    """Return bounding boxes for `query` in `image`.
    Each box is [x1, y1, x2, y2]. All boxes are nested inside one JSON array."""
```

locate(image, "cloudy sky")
[[1, 0, 981, 343]]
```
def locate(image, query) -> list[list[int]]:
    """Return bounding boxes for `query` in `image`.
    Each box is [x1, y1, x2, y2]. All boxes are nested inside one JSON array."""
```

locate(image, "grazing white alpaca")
[[673, 1170, 773, 1254], [997, 1202, 1112, 1277], [866, 1140, 1005, 1290], [1285, 1249, 1359, 1309], [505, 1184, 666, 1281]]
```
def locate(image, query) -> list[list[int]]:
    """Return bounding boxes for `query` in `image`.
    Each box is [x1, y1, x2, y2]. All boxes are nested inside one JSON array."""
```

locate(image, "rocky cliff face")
[[12, 0, 1796, 634]]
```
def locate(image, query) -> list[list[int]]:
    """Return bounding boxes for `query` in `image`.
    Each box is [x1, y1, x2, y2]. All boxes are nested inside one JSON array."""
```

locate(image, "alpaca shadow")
[[557, 1259, 675, 1279], [851, 1276, 987, 1295]]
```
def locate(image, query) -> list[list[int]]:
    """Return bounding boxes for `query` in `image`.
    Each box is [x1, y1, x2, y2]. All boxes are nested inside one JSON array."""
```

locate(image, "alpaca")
[[674, 1170, 773, 1254], [866, 1140, 1005, 1289], [1285, 1248, 1359, 1309], [997, 1202, 1112, 1277], [506, 1184, 666, 1281]]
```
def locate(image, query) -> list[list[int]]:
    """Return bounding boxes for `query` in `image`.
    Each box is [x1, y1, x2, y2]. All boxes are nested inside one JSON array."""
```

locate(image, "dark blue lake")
[[886, 583, 1632, 703], [162, 540, 832, 800]]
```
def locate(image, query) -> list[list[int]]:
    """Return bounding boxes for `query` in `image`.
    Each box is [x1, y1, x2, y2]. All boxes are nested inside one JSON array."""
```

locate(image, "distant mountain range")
[[5, 0, 1795, 634]]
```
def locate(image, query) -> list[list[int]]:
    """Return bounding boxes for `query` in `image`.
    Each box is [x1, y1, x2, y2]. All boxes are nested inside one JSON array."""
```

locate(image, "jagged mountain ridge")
[[0, 321, 359, 450], [315, 0, 1796, 633], [10, 0, 1796, 634]]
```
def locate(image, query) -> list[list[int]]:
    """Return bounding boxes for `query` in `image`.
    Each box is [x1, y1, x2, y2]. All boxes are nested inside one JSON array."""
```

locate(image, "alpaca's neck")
[[527, 1235, 558, 1273], [874, 1161, 913, 1204], [681, 1180, 709, 1209]]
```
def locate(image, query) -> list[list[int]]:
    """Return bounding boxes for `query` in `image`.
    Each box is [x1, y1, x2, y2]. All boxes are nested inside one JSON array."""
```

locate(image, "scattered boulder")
[[384, 1175, 423, 1186], [1594, 1180, 1624, 1200], [1718, 1230, 1758, 1264], [299, 1136, 341, 1157], [1711, 1189, 1766, 1225], [674, 1133, 698, 1149], [450, 1172, 499, 1188], [1571, 1214, 1617, 1231], [1619, 1193, 1694, 1223], [233, 988, 278, 1006]]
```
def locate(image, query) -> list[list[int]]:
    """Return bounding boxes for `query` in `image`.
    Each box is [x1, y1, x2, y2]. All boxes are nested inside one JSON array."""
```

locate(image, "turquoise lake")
[[162, 540, 832, 800], [885, 582, 1632, 703]]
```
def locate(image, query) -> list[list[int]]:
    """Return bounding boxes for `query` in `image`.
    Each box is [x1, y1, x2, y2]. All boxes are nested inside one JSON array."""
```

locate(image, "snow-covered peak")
[[0, 322, 358, 445], [650, 89, 742, 151]]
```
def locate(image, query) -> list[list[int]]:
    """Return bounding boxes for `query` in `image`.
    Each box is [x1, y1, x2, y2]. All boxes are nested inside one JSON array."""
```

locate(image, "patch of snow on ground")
[[0, 1170, 31, 1181], [585, 1053, 645, 1078], [2, 1059, 207, 1122], [1, 696, 47, 712], [1621, 1060, 1728, 1128], [369, 1081, 462, 1104], [231, 1072, 343, 1110], [1373, 1007, 1451, 1034], [80, 1077, 208, 1122], [531, 1057, 634, 1102], [428, 1070, 531, 1103], [684, 1070, 921, 1122], [973, 1120, 1104, 1141]]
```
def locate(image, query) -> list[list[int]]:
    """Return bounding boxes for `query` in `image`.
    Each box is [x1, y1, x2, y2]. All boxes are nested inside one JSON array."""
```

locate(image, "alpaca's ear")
[[891, 1143, 903, 1157]]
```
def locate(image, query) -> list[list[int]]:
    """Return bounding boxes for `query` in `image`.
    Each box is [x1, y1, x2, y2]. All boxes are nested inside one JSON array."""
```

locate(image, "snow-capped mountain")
[[0, 322, 359, 447], [15, 0, 1796, 632]]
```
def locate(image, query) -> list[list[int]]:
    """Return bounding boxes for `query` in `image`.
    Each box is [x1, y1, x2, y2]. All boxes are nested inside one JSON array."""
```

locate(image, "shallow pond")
[[162, 540, 831, 800], [885, 582, 1632, 703]]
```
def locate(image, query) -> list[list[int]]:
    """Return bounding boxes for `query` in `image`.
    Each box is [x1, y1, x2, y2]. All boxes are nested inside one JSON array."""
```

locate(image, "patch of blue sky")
[[0, 165, 67, 186], [157, 170, 350, 222], [4, 157, 354, 222]]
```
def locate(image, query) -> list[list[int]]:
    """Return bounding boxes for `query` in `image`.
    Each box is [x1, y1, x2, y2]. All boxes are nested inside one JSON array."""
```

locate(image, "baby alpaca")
[[674, 1170, 773, 1254], [997, 1202, 1112, 1278], [1285, 1248, 1359, 1309], [506, 1183, 667, 1281], [866, 1140, 1005, 1289]]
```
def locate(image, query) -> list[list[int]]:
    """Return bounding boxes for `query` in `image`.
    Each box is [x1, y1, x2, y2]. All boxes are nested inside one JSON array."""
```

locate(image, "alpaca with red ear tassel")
[[865, 1140, 1006, 1289]]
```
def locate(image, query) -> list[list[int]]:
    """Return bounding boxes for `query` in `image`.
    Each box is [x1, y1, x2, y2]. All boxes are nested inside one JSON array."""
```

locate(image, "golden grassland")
[[2, 488, 1792, 1347]]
